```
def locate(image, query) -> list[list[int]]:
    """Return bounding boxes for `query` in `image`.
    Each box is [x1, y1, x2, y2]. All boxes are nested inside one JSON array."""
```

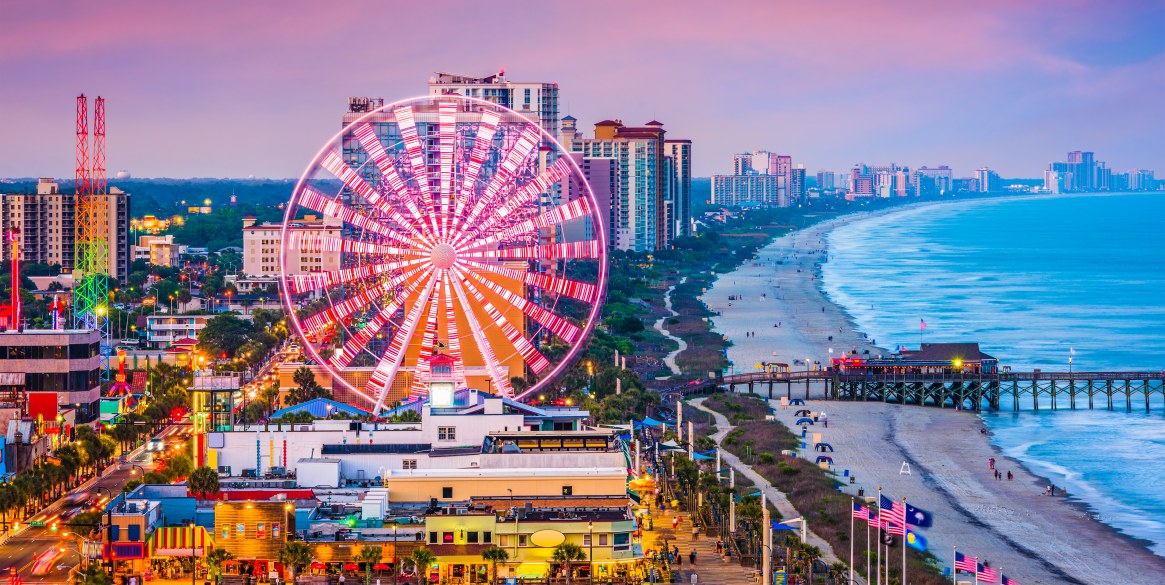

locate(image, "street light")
[[392, 524, 399, 585], [587, 521, 594, 582], [190, 521, 197, 585]]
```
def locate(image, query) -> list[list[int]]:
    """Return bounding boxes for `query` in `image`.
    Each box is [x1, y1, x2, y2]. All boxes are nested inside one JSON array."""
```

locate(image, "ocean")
[[822, 192, 1165, 555]]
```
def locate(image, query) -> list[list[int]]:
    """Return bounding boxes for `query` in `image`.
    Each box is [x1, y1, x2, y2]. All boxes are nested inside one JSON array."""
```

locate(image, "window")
[[599, 534, 608, 546], [561, 486, 573, 496], [429, 531, 438, 544], [613, 532, 630, 551], [467, 531, 479, 544], [438, 427, 456, 441], [442, 532, 454, 543], [483, 531, 492, 543], [403, 459, 418, 470], [442, 486, 453, 499], [518, 534, 528, 547], [110, 525, 121, 541], [238, 523, 246, 537], [128, 525, 141, 541], [582, 534, 591, 546]]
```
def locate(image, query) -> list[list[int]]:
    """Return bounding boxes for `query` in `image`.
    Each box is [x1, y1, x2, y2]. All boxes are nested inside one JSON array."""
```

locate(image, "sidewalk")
[[639, 495, 756, 585]]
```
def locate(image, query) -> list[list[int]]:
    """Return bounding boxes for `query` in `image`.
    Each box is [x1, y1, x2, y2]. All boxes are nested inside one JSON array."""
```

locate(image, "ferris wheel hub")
[[430, 243, 457, 270]]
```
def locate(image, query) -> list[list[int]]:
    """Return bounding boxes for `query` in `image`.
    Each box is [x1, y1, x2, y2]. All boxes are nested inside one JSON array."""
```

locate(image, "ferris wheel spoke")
[[460, 258, 598, 304], [457, 125, 541, 238], [286, 257, 425, 295], [297, 264, 431, 338], [365, 272, 440, 414], [464, 196, 593, 251], [450, 109, 501, 235], [449, 276, 514, 397], [394, 106, 440, 237], [298, 185, 421, 249], [455, 268, 551, 374], [286, 231, 422, 257], [350, 124, 435, 242], [409, 273, 446, 398], [437, 102, 457, 237], [464, 269, 583, 344], [441, 276, 466, 382], [326, 267, 434, 369], [319, 150, 429, 243], [461, 158, 574, 243], [465, 241, 602, 262]]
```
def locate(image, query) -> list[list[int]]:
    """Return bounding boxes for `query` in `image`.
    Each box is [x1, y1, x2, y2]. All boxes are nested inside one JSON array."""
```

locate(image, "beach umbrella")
[[310, 562, 326, 570], [374, 564, 392, 571], [343, 563, 359, 571]]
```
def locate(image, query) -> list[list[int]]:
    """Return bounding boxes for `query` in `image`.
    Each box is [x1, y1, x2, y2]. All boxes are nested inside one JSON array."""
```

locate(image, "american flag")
[[883, 521, 905, 536], [977, 563, 998, 583], [868, 510, 880, 528], [1001, 575, 1019, 585], [954, 552, 977, 573], [879, 494, 906, 528], [852, 502, 870, 521]]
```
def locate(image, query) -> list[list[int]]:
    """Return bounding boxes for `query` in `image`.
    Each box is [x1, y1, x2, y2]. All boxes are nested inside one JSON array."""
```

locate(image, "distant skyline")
[[0, 0, 1162, 179]]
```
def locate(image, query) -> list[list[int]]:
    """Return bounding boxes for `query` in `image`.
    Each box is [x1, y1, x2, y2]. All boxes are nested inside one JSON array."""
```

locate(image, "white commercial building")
[[242, 215, 341, 278]]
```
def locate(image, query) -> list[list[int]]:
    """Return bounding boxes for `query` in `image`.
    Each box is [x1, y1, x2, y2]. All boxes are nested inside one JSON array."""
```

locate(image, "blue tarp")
[[639, 417, 665, 427], [771, 521, 799, 531], [693, 453, 715, 461]]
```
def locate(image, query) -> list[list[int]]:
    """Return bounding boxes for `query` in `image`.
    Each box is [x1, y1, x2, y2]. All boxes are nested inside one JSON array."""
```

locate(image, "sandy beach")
[[700, 207, 1165, 584]]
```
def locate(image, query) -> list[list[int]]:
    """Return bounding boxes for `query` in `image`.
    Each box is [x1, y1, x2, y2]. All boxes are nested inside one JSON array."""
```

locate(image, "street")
[[0, 425, 180, 584]]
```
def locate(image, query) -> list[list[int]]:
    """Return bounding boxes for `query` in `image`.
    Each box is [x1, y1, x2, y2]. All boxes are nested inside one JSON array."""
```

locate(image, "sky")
[[0, 0, 1162, 179]]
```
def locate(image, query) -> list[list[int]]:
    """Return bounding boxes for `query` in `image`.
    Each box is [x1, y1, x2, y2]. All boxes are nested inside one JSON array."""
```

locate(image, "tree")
[[828, 562, 849, 585], [356, 545, 383, 585], [73, 563, 114, 585], [409, 547, 436, 585], [481, 546, 509, 585], [551, 543, 586, 585], [199, 314, 257, 359], [170, 454, 194, 479], [207, 548, 235, 584], [285, 366, 331, 406], [188, 466, 220, 498], [279, 541, 313, 584]]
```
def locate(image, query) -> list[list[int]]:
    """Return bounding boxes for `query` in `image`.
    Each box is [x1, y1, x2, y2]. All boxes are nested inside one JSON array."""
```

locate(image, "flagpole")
[[866, 511, 871, 583], [849, 497, 855, 585], [876, 487, 882, 585], [902, 496, 907, 585], [952, 547, 956, 585]]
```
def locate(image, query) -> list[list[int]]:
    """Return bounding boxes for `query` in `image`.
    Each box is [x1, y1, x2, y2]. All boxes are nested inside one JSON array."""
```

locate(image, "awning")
[[148, 525, 211, 557]]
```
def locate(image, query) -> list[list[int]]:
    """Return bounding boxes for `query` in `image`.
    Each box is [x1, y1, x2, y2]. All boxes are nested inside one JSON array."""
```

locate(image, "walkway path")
[[640, 491, 759, 585], [653, 278, 688, 377], [689, 398, 857, 579]]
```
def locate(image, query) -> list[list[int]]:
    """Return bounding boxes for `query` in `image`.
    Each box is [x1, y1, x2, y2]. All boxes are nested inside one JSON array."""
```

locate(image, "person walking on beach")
[[689, 551, 696, 565], [989, 457, 996, 470], [1007, 470, 1013, 481]]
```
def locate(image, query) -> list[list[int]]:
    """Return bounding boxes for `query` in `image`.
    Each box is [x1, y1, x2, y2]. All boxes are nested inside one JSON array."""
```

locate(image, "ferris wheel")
[[280, 95, 608, 414]]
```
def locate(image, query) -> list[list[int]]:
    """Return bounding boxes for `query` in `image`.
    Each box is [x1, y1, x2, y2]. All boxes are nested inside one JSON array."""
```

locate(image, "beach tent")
[[794, 409, 813, 417], [815, 455, 834, 464], [657, 440, 685, 451], [638, 417, 665, 427], [795, 418, 815, 426], [815, 443, 834, 452], [693, 452, 715, 461], [789, 399, 806, 405]]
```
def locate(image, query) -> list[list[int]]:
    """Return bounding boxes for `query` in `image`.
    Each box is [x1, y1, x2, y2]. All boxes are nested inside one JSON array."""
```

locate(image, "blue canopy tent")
[[793, 409, 812, 417], [789, 399, 806, 406], [815, 455, 834, 464], [795, 418, 815, 425], [815, 443, 834, 452], [637, 417, 665, 427], [693, 452, 715, 461]]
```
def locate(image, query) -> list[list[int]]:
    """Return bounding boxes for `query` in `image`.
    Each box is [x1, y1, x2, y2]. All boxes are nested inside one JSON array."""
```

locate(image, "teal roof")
[[269, 398, 370, 419]]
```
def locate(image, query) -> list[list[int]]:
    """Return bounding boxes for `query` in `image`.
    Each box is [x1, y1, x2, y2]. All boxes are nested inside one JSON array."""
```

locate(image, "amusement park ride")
[[280, 94, 608, 414]]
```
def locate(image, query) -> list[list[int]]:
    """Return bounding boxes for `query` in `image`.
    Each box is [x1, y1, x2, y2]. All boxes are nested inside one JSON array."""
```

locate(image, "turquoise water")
[[822, 192, 1165, 554]]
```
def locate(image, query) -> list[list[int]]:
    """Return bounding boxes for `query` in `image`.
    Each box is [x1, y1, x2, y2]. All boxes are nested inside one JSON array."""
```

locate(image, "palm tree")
[[551, 543, 587, 585], [278, 541, 313, 584], [356, 545, 383, 585], [800, 543, 823, 585], [73, 562, 114, 585], [408, 547, 436, 585], [480, 546, 509, 585], [827, 562, 849, 585], [206, 548, 235, 584], [188, 466, 221, 498]]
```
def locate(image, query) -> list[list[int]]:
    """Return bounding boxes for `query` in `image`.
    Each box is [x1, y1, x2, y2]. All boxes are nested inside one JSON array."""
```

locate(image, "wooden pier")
[[664, 370, 1165, 412]]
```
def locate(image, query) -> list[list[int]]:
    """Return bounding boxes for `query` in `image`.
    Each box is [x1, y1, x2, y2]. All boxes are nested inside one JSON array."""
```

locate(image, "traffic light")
[[50, 522, 58, 533]]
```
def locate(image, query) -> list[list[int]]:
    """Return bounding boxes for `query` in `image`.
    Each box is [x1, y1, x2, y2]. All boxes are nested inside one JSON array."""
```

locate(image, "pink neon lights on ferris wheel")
[[279, 94, 608, 412]]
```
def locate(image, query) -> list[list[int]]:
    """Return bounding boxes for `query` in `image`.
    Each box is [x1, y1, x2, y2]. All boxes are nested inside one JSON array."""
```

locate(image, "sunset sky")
[[1, 0, 1161, 179]]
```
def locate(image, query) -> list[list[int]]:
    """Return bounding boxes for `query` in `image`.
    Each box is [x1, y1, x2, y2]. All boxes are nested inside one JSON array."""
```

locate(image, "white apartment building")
[[427, 70, 560, 139], [665, 140, 693, 239], [133, 234, 181, 267], [145, 314, 216, 348], [242, 215, 341, 277]]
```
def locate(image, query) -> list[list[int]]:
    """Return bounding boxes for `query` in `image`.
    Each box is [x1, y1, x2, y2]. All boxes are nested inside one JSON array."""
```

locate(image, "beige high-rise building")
[[0, 178, 129, 281], [242, 215, 341, 277]]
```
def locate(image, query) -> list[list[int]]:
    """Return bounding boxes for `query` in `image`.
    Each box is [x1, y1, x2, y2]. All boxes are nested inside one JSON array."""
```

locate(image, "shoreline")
[[700, 199, 1165, 583]]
